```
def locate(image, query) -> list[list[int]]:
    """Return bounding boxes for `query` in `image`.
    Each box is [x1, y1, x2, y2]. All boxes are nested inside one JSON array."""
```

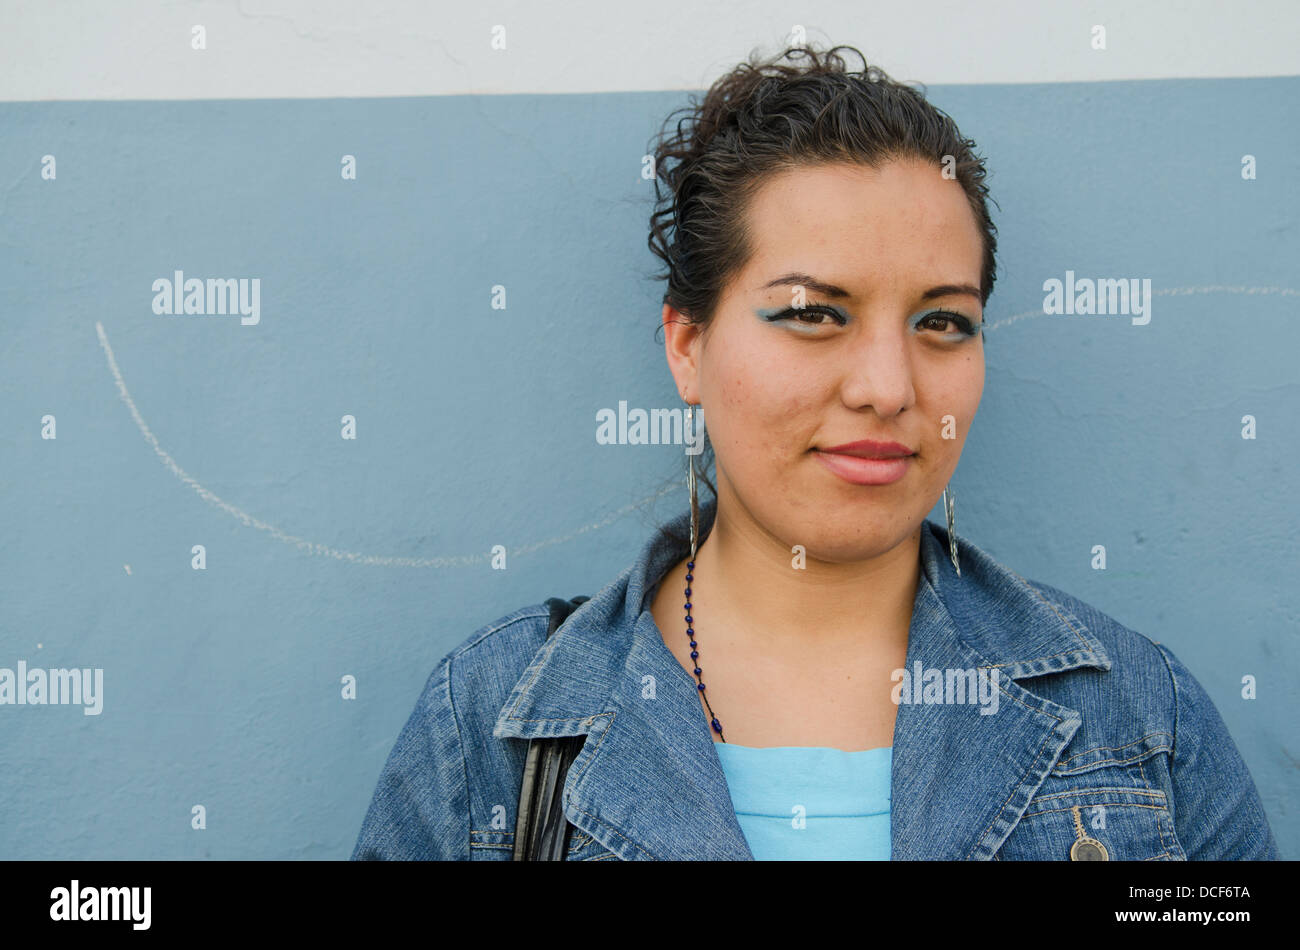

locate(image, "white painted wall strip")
[[1, 0, 1297, 103]]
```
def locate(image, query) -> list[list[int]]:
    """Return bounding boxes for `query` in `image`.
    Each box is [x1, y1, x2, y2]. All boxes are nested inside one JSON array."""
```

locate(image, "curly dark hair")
[[644, 43, 999, 519]]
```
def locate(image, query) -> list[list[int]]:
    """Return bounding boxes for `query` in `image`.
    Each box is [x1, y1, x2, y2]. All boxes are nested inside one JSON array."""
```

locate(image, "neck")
[[689, 489, 922, 655]]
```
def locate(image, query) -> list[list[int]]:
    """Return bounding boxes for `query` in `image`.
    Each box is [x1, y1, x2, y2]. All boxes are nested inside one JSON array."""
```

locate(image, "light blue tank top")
[[714, 743, 892, 860]]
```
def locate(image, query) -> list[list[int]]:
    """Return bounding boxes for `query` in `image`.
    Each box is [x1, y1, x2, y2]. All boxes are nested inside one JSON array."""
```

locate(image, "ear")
[[662, 302, 706, 404]]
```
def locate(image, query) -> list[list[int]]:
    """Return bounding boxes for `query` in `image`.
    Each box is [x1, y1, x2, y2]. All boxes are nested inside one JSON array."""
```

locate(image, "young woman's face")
[[665, 158, 986, 562]]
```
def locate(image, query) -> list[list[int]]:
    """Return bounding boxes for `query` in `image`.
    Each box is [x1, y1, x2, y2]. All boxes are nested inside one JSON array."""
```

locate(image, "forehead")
[[739, 160, 983, 295]]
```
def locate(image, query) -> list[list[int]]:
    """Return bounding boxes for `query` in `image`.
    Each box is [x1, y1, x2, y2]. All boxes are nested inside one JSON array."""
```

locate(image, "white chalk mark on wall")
[[94, 321, 676, 567]]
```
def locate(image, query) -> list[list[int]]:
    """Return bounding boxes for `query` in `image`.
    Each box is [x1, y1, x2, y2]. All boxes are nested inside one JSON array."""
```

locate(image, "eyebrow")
[[758, 272, 982, 303]]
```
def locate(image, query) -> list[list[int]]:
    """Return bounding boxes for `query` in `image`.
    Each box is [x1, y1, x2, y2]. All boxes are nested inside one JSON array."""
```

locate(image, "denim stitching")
[[1023, 801, 1168, 819], [970, 723, 1059, 859], [449, 610, 550, 664], [570, 797, 654, 861], [441, 654, 474, 862], [561, 710, 655, 860], [505, 631, 564, 720], [1054, 743, 1174, 774], [1033, 787, 1166, 803], [1149, 642, 1189, 859], [1055, 732, 1174, 768], [966, 678, 1068, 859], [1161, 812, 1186, 859], [1137, 756, 1175, 857], [985, 650, 1094, 668], [923, 567, 1093, 671], [1010, 574, 1094, 654], [1152, 643, 1182, 769]]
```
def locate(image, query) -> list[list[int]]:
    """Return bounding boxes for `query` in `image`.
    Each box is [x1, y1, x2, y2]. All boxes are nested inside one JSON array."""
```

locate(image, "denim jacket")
[[352, 498, 1279, 860]]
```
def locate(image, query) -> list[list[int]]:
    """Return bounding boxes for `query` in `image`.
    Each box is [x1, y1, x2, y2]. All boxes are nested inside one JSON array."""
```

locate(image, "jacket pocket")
[[467, 826, 621, 860], [564, 827, 621, 861], [998, 733, 1185, 860], [468, 828, 515, 860]]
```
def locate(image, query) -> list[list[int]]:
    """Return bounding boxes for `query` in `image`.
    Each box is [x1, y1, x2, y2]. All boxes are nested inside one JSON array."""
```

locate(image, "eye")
[[777, 306, 846, 327], [917, 309, 979, 336]]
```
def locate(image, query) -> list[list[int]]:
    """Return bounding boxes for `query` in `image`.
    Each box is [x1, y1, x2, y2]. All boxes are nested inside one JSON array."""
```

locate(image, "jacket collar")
[[494, 497, 1111, 860]]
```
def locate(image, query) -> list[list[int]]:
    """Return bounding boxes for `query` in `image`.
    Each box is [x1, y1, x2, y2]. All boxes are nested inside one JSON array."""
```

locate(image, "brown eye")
[[917, 309, 979, 337], [920, 313, 957, 331], [781, 306, 846, 326]]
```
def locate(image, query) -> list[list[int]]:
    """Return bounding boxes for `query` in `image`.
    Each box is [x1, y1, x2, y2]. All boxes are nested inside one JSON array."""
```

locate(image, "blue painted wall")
[[1, 77, 1295, 858]]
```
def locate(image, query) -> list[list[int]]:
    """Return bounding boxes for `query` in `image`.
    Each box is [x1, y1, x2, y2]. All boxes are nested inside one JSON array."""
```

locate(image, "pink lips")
[[813, 439, 916, 486]]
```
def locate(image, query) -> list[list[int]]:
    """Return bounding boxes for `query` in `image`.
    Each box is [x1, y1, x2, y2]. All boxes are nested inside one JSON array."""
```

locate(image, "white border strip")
[[2, 0, 1297, 103]]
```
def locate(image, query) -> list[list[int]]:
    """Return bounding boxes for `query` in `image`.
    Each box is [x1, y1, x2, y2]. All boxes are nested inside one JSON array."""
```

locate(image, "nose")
[[836, 319, 915, 417]]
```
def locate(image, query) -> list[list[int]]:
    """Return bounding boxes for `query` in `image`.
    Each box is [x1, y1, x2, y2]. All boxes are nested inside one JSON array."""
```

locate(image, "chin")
[[803, 536, 907, 565], [785, 516, 915, 564]]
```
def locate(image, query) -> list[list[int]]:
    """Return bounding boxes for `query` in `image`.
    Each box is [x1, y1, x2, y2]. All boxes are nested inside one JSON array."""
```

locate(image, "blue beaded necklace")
[[684, 556, 726, 741], [684, 404, 725, 742]]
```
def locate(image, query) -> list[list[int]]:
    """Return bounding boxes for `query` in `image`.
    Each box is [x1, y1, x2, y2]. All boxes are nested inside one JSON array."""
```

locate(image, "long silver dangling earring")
[[943, 484, 961, 577], [686, 404, 699, 560]]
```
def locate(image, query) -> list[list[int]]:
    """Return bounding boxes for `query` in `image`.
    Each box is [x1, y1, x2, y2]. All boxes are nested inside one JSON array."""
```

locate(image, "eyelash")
[[772, 306, 979, 336]]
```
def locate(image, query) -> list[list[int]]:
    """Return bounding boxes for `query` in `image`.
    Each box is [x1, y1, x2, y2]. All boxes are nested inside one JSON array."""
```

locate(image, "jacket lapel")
[[560, 609, 754, 860], [892, 520, 1112, 859], [492, 517, 753, 860], [494, 502, 1111, 861]]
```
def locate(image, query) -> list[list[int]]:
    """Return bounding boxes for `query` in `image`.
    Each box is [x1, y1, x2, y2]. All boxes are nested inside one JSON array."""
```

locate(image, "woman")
[[353, 45, 1278, 860]]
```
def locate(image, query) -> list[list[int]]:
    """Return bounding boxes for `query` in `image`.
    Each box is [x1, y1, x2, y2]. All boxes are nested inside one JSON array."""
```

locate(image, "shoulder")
[[1006, 578, 1277, 859], [1018, 576, 1175, 684], [1018, 575, 1245, 749], [430, 602, 555, 724], [1004, 574, 1235, 761], [443, 602, 553, 671], [350, 602, 555, 860], [385, 600, 557, 784], [977, 570, 1188, 756]]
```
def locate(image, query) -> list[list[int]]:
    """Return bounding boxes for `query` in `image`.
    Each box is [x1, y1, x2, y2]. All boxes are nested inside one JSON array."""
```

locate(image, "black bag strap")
[[512, 595, 589, 861]]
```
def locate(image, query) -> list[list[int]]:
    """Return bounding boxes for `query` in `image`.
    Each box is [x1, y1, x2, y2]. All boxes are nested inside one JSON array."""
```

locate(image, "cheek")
[[710, 336, 818, 419], [920, 351, 983, 444], [705, 338, 820, 459], [961, 350, 986, 417], [947, 355, 984, 418]]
